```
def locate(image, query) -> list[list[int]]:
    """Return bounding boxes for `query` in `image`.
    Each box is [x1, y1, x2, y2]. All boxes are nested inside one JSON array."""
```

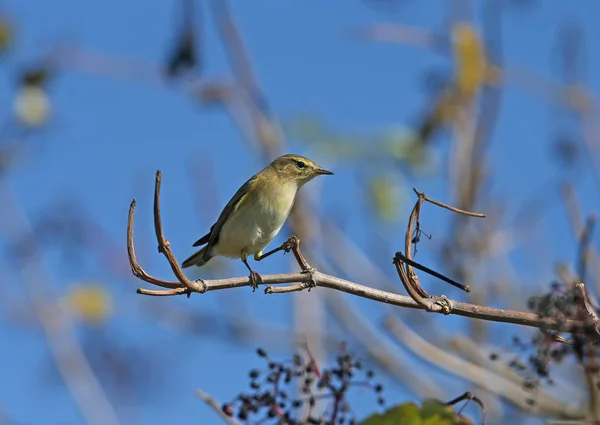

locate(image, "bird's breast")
[[255, 183, 297, 237], [215, 182, 297, 258]]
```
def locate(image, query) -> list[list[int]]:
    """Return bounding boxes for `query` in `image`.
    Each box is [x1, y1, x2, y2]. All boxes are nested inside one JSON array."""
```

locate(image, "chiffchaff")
[[181, 153, 333, 289]]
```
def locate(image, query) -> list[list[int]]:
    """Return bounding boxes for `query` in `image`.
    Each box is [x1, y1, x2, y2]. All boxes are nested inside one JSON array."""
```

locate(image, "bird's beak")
[[315, 168, 334, 176]]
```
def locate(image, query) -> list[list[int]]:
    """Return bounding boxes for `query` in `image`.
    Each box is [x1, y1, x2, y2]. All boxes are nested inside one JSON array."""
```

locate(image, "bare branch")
[[576, 283, 600, 328], [393, 189, 473, 312], [129, 170, 597, 336]]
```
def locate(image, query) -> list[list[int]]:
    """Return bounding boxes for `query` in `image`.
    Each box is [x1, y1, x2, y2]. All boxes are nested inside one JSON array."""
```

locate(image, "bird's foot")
[[195, 278, 207, 294], [282, 236, 299, 254], [249, 271, 263, 292], [301, 266, 317, 274], [428, 295, 454, 315]]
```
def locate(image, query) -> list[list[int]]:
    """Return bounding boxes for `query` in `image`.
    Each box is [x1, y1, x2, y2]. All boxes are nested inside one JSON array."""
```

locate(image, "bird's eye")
[[296, 161, 305, 169]]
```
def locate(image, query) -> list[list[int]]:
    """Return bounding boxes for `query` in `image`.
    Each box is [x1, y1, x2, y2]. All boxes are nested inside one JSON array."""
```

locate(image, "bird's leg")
[[255, 236, 313, 272], [254, 236, 298, 262], [242, 257, 262, 292]]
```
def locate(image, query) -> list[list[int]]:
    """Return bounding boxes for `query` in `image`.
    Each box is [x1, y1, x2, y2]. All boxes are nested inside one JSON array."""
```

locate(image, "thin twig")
[[265, 283, 311, 294], [576, 283, 600, 327], [395, 251, 471, 292], [561, 184, 600, 297], [413, 188, 486, 218], [445, 391, 486, 425], [401, 191, 430, 300]]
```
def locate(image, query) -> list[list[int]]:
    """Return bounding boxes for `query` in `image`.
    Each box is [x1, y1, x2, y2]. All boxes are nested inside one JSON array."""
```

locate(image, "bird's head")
[[270, 153, 333, 187]]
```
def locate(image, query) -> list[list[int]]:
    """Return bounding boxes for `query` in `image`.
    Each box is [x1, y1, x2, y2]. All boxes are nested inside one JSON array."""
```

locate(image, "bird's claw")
[[429, 295, 453, 315], [301, 266, 317, 275], [194, 278, 207, 294], [249, 271, 263, 292], [282, 236, 299, 254]]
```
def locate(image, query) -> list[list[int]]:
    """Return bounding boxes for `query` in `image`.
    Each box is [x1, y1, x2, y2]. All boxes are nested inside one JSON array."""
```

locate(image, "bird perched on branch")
[[182, 153, 333, 290]]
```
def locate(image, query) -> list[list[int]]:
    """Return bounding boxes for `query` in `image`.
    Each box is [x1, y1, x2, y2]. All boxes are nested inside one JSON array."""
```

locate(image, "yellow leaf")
[[451, 22, 486, 99], [66, 284, 112, 325], [0, 15, 13, 53]]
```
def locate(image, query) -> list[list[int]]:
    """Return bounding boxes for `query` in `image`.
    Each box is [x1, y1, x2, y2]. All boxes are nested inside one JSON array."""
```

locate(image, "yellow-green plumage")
[[181, 154, 333, 271]]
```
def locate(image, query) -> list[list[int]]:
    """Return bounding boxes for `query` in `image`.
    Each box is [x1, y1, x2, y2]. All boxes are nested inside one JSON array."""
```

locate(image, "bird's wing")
[[191, 229, 212, 247], [197, 175, 258, 260]]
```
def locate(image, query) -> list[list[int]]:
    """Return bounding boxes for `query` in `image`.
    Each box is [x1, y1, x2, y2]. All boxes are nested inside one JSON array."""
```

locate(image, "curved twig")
[[446, 391, 486, 425]]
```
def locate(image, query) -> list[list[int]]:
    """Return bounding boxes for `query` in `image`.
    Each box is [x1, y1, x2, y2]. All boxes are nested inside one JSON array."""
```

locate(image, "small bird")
[[181, 153, 333, 289]]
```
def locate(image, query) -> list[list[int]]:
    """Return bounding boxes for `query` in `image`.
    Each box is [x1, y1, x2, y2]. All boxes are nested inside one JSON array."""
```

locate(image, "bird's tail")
[[181, 246, 212, 268]]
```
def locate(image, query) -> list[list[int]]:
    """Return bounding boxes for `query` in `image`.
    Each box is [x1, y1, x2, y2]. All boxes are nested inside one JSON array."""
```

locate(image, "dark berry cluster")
[[490, 281, 600, 402], [221, 344, 385, 424]]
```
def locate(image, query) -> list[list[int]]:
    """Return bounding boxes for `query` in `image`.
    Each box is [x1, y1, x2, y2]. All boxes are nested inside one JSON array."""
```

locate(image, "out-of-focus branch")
[[384, 315, 585, 418], [0, 181, 119, 425], [195, 389, 241, 425], [353, 23, 598, 113], [561, 184, 600, 294], [323, 288, 441, 399], [446, 335, 585, 399], [348, 24, 441, 50], [54, 45, 174, 87], [209, 0, 264, 113], [140, 298, 342, 353], [0, 404, 13, 425]]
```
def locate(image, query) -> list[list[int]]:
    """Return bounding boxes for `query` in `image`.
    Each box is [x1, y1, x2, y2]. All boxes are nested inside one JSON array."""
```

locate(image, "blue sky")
[[1, 0, 600, 424]]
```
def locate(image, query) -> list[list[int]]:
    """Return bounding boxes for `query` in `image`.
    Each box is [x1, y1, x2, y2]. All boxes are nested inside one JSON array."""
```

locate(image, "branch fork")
[[392, 189, 482, 314]]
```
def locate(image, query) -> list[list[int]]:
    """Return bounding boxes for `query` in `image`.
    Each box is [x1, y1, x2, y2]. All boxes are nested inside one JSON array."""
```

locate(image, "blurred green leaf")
[[288, 115, 330, 143], [361, 403, 421, 425], [285, 115, 363, 158], [360, 400, 468, 425], [421, 400, 461, 424], [285, 114, 437, 176], [382, 126, 430, 170], [368, 173, 401, 222]]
